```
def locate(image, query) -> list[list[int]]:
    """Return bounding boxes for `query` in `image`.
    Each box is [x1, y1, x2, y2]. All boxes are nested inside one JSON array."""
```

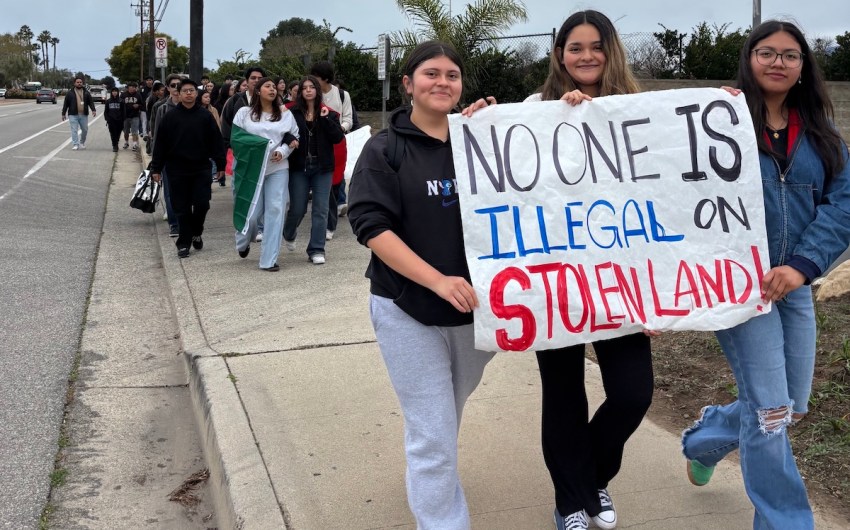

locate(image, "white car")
[[0, 88, 7, 98], [89, 85, 106, 103]]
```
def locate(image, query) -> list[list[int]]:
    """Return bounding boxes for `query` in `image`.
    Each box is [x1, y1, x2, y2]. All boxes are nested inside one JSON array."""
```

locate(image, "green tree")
[[17, 25, 34, 77], [50, 36, 59, 71], [259, 17, 343, 66], [825, 32, 850, 81], [37, 30, 51, 72], [392, 0, 528, 95], [0, 33, 31, 85], [653, 24, 687, 78], [682, 23, 748, 80], [106, 33, 188, 83]]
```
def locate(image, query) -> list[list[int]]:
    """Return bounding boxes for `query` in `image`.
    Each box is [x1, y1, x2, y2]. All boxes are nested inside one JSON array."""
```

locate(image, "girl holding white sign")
[[682, 20, 850, 530], [525, 10, 653, 530], [347, 42, 494, 529]]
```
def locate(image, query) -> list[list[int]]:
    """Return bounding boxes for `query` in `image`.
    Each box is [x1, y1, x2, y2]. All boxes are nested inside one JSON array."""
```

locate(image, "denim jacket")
[[760, 130, 850, 278]]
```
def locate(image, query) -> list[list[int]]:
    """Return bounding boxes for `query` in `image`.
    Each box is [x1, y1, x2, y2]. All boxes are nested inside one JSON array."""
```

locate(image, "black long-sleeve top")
[[284, 103, 344, 172], [150, 103, 226, 174]]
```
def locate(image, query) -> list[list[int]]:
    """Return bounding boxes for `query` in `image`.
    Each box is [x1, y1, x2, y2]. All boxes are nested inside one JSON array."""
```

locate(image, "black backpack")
[[386, 126, 406, 173]]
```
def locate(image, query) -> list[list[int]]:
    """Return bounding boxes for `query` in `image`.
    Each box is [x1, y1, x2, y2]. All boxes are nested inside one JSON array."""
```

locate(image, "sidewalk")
[[139, 154, 844, 529]]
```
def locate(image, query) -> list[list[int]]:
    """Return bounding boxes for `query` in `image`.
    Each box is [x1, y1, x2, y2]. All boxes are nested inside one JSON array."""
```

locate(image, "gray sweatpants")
[[370, 295, 495, 530]]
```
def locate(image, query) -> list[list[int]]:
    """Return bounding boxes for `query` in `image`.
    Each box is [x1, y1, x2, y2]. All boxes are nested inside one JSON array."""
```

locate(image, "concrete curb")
[[141, 151, 286, 529]]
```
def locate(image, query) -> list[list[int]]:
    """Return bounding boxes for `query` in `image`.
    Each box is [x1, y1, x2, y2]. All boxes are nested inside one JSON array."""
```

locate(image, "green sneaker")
[[687, 459, 715, 486]]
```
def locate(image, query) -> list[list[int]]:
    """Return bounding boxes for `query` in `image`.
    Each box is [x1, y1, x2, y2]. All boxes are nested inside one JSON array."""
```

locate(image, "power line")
[[154, 0, 170, 31]]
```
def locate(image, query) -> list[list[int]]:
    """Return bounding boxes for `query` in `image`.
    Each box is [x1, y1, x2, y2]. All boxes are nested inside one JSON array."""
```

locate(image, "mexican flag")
[[231, 124, 272, 234]]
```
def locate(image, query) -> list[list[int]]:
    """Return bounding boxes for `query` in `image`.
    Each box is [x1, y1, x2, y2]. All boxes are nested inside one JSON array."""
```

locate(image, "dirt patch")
[[637, 289, 850, 523]]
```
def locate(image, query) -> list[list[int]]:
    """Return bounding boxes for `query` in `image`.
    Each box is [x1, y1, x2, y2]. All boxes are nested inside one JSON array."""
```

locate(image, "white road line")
[[0, 138, 73, 202], [0, 122, 65, 155]]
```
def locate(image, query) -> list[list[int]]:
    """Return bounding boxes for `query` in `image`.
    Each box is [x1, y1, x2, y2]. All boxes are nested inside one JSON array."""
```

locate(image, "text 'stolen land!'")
[[449, 88, 768, 352]]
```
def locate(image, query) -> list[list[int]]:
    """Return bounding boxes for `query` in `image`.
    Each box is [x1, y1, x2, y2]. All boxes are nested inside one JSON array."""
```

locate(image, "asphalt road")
[[0, 98, 113, 529]]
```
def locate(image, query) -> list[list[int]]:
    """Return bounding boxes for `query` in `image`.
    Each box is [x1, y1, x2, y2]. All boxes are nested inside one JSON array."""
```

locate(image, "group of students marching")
[[347, 10, 850, 530], [145, 61, 355, 267]]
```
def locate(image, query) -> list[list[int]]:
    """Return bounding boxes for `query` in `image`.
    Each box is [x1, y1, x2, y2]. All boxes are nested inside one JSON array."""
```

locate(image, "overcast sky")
[[2, 0, 848, 80]]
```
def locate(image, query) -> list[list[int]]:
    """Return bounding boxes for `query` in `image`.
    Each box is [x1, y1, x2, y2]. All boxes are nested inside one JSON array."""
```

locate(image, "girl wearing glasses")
[[682, 20, 850, 530]]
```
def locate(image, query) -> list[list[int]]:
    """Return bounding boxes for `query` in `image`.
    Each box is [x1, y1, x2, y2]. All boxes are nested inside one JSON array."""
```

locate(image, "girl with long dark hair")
[[231, 77, 299, 271], [347, 41, 493, 529], [682, 20, 850, 530], [526, 11, 651, 530], [282, 75, 344, 265]]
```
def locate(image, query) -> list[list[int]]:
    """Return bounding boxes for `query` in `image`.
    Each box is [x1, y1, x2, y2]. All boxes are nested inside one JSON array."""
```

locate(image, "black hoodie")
[[348, 107, 471, 327]]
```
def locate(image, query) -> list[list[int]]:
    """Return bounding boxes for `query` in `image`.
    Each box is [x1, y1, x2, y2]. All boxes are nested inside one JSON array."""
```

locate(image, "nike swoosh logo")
[[442, 199, 458, 207]]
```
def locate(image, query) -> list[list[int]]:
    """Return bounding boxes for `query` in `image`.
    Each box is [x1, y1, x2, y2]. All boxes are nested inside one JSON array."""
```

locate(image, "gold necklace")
[[766, 111, 788, 139]]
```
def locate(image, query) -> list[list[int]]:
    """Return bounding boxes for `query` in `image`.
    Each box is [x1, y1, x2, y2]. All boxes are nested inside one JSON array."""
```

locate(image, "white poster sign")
[[448, 88, 770, 352]]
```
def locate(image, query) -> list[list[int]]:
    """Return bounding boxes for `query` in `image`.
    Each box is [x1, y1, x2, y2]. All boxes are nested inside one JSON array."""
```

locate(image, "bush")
[[4, 89, 37, 100]]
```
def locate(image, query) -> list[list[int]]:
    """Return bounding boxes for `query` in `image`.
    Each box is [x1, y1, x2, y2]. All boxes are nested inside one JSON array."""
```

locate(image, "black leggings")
[[536, 333, 653, 517], [107, 120, 122, 148]]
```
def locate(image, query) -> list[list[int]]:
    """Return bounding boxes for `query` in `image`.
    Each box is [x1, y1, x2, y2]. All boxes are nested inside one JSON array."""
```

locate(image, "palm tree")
[[37, 30, 51, 72], [17, 25, 34, 77], [51, 37, 59, 71], [393, 0, 527, 92]]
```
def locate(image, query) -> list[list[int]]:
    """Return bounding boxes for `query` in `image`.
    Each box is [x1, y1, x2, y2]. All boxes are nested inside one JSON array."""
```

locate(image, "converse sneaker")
[[687, 459, 715, 486], [284, 239, 296, 252], [555, 508, 589, 530], [591, 489, 617, 529], [168, 226, 179, 238], [310, 254, 325, 265]]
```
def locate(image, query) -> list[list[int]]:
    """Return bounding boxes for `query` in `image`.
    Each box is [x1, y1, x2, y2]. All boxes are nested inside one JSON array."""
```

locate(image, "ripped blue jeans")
[[681, 285, 815, 530]]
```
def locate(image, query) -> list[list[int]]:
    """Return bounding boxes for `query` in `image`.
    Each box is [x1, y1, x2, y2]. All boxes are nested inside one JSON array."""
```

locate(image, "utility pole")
[[131, 1, 148, 82], [189, 0, 203, 81], [149, 0, 156, 79], [752, 0, 761, 30]]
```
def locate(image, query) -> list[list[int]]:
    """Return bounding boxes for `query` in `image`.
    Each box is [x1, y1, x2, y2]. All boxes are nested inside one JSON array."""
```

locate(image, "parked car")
[[89, 85, 106, 103], [0, 88, 6, 98], [36, 88, 57, 104]]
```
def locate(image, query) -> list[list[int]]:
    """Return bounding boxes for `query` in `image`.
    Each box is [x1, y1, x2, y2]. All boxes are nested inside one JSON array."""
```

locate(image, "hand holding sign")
[[449, 88, 769, 352]]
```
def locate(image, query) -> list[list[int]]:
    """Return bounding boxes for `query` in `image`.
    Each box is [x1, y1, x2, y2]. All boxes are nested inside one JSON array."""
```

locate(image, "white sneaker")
[[79, 144, 86, 150], [284, 240, 296, 252], [555, 509, 589, 530], [310, 254, 325, 265], [337, 203, 348, 216], [71, 145, 79, 150], [255, 231, 264, 242], [326, 230, 334, 241], [162, 212, 168, 221], [591, 489, 617, 529]]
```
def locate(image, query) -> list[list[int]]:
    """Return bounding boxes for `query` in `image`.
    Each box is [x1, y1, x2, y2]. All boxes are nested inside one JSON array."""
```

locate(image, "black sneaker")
[[238, 245, 250, 258], [177, 247, 190, 258], [192, 236, 203, 250], [169, 226, 179, 238], [123, 142, 129, 149], [112, 145, 118, 152], [261, 263, 280, 272]]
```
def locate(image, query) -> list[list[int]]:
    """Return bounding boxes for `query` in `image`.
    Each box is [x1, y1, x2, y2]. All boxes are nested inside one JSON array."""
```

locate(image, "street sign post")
[[154, 38, 168, 72]]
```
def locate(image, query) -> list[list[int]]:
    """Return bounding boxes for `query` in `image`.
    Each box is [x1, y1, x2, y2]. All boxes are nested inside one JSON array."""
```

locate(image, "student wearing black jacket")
[[103, 88, 124, 152], [282, 75, 344, 265], [151, 79, 226, 258], [347, 41, 493, 529]]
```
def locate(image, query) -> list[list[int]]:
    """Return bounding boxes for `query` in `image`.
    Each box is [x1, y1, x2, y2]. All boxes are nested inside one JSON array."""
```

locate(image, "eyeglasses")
[[752, 48, 804, 68], [180, 88, 196, 94]]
